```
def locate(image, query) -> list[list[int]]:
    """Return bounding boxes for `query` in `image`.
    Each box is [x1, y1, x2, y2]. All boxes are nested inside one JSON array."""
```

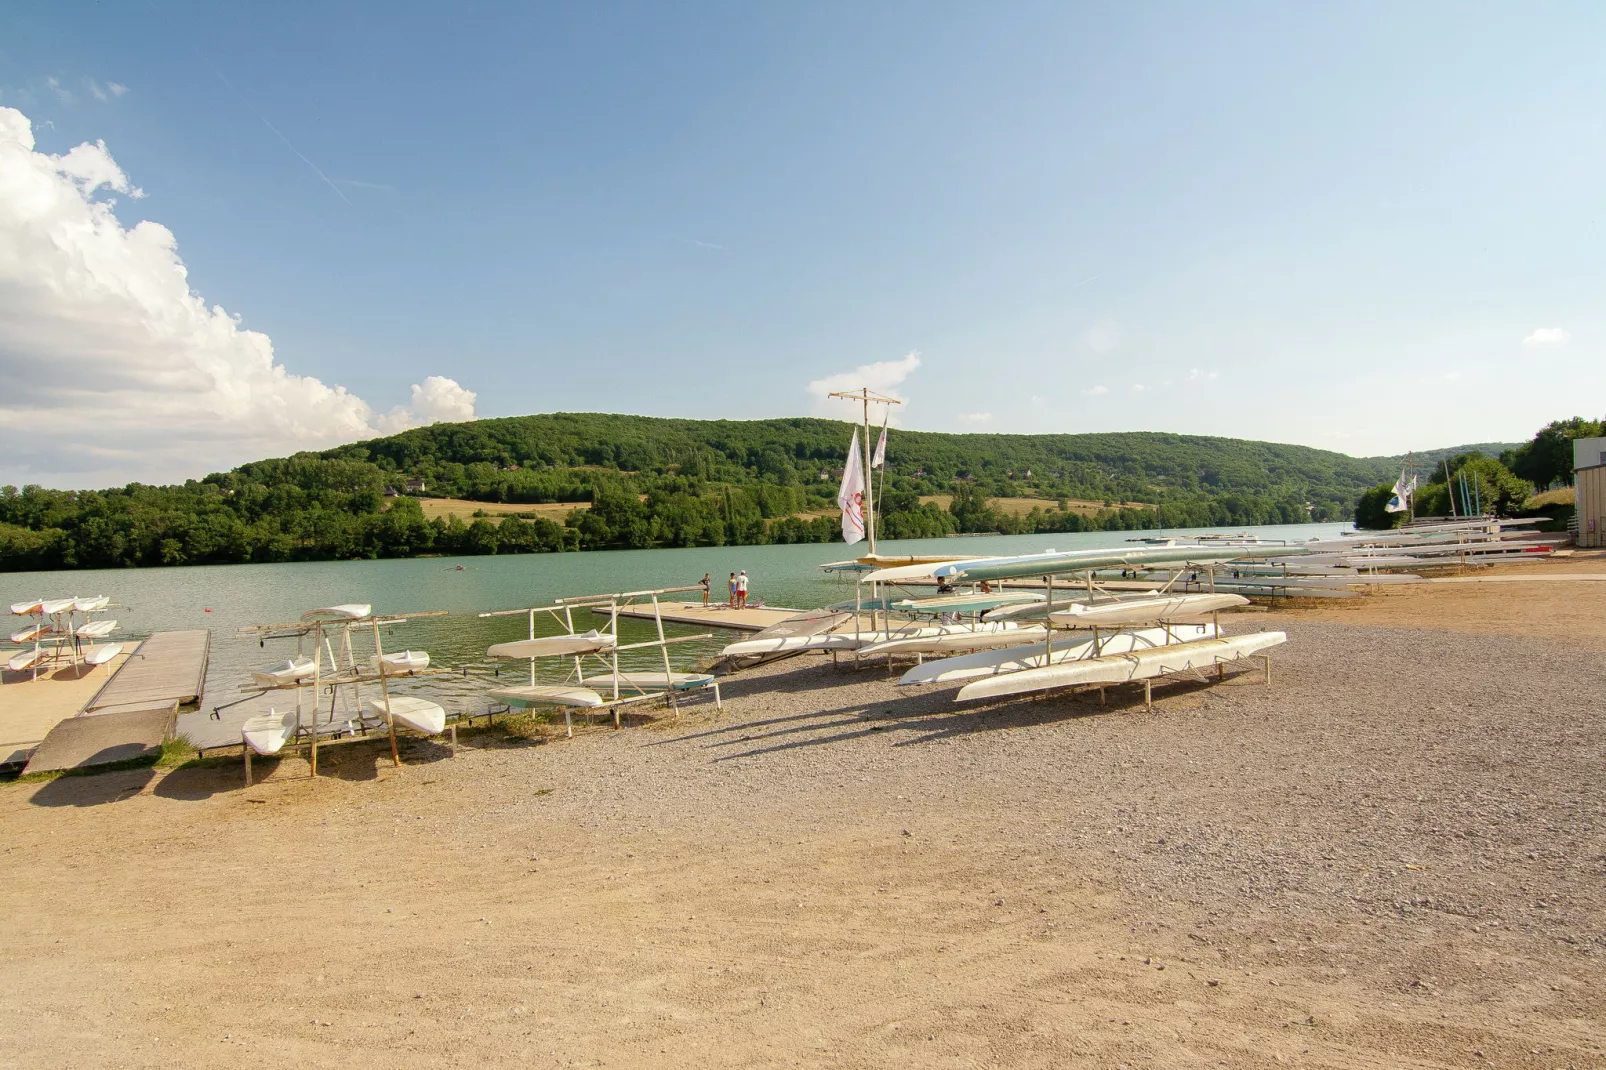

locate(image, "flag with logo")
[[870, 413, 888, 470], [837, 430, 866, 544]]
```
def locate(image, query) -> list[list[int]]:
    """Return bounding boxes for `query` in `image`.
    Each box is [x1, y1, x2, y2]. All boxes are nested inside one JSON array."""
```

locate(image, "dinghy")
[[241, 709, 299, 756], [370, 649, 430, 674], [956, 632, 1287, 702], [1048, 593, 1249, 627], [40, 598, 76, 615], [75, 619, 118, 639], [9, 598, 43, 616], [82, 643, 123, 667], [7, 648, 42, 672], [9, 623, 53, 643], [857, 626, 1049, 658], [73, 595, 109, 612], [580, 670, 715, 692], [898, 624, 1219, 687], [368, 695, 448, 735], [486, 630, 616, 659], [486, 685, 605, 709], [251, 656, 318, 688], [301, 603, 372, 621]]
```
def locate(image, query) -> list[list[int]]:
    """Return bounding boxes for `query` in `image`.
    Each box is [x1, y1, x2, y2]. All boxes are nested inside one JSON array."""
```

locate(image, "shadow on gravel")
[[29, 767, 155, 807], [699, 673, 1245, 761]]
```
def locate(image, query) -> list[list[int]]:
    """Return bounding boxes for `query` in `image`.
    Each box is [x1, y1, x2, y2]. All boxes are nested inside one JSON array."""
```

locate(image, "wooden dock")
[[0, 653, 131, 766], [83, 630, 210, 714], [605, 602, 809, 632]]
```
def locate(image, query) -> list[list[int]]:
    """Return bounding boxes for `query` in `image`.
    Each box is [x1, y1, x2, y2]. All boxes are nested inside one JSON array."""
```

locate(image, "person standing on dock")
[[736, 570, 749, 609], [700, 573, 711, 607], [728, 572, 737, 608]]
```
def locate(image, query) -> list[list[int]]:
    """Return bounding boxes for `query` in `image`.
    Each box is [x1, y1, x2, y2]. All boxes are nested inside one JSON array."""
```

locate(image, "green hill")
[[0, 412, 1508, 570]]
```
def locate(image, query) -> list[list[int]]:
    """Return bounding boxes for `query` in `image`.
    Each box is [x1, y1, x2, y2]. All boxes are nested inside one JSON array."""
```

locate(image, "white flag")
[[870, 414, 888, 469], [837, 430, 866, 544], [1385, 469, 1413, 513]]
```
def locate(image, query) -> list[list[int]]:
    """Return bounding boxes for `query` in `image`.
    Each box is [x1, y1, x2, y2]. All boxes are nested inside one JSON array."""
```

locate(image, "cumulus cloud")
[[959, 412, 992, 424], [806, 350, 920, 424], [1083, 384, 1109, 397], [0, 107, 473, 487], [1523, 327, 1570, 347]]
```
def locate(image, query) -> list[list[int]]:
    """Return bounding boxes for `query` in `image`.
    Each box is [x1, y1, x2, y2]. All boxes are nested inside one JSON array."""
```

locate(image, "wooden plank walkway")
[[83, 630, 210, 714], [0, 652, 130, 766]]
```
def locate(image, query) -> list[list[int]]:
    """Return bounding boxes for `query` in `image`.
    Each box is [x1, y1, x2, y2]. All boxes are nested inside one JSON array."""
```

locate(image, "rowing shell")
[[1048, 593, 1248, 627], [897, 624, 1219, 687], [956, 632, 1287, 702]]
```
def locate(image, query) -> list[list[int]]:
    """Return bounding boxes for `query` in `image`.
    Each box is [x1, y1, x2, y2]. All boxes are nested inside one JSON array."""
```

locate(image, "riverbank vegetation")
[[0, 413, 1505, 570]]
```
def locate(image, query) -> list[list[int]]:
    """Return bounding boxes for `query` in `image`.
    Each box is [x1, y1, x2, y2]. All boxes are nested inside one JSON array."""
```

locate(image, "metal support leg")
[[565, 709, 573, 738], [713, 682, 723, 710], [449, 724, 457, 756], [243, 743, 252, 787], [1144, 679, 1152, 711]]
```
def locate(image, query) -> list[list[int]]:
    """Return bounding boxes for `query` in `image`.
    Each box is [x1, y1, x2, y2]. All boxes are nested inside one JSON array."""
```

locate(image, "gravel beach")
[[1, 570, 1603, 1068]]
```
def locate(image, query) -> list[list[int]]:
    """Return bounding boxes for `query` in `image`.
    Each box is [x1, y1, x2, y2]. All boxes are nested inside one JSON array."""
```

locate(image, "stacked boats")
[[236, 603, 447, 778], [7, 595, 120, 677]]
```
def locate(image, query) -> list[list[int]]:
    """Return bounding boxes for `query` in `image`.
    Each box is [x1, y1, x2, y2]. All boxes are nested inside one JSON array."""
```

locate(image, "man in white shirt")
[[736, 570, 749, 609]]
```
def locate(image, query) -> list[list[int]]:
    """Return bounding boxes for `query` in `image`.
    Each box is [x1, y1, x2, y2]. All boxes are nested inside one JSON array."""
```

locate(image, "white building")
[[1573, 437, 1606, 548]]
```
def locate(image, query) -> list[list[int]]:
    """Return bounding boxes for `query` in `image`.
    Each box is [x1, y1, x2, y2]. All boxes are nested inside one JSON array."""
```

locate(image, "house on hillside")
[[383, 486, 400, 498], [1574, 437, 1606, 547], [404, 478, 427, 494]]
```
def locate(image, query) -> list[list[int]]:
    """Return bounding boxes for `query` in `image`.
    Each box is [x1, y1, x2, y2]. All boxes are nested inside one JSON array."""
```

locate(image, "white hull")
[[83, 643, 123, 667], [370, 649, 430, 674], [488, 685, 605, 709], [369, 696, 447, 735], [7, 649, 41, 672], [10, 624, 52, 643], [241, 709, 298, 756], [581, 671, 714, 692], [302, 603, 372, 621], [73, 595, 109, 612], [1049, 593, 1248, 627], [10, 599, 43, 616], [75, 619, 118, 639], [899, 624, 1218, 687], [721, 621, 1017, 659], [252, 657, 318, 688], [858, 627, 1049, 657], [487, 631, 616, 659], [956, 632, 1287, 702], [40, 598, 75, 615]]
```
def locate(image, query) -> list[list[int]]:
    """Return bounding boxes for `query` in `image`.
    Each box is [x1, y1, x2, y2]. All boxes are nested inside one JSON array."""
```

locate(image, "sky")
[[1, 1, 1603, 487]]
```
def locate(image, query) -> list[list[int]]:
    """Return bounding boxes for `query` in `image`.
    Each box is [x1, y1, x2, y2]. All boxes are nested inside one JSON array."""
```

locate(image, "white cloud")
[[1083, 384, 1109, 397], [1083, 320, 1123, 353], [1523, 327, 1570, 347], [108, 82, 128, 98], [807, 350, 920, 424], [0, 107, 474, 487], [1131, 383, 1145, 393], [45, 77, 71, 104], [959, 412, 992, 424]]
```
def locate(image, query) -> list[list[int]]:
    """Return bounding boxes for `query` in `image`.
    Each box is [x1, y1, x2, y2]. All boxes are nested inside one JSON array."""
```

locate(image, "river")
[[0, 522, 1347, 748]]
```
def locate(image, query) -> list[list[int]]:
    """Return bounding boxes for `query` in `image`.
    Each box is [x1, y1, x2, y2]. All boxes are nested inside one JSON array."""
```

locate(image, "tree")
[[1502, 417, 1604, 488], [1354, 483, 1407, 530]]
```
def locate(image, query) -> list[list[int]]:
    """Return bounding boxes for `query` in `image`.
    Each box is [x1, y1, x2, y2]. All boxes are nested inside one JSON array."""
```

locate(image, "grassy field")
[[416, 497, 589, 521], [1524, 486, 1575, 509], [919, 495, 1151, 517]]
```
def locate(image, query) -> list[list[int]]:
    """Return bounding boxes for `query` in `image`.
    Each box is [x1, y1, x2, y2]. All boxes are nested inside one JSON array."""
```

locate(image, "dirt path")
[[2, 578, 1604, 1068]]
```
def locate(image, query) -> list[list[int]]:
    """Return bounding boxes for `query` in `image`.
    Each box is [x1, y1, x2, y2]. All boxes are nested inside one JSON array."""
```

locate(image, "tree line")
[[0, 411, 1495, 571]]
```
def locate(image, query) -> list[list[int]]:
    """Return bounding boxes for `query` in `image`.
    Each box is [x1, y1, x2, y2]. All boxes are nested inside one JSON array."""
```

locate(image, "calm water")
[[1, 522, 1347, 748]]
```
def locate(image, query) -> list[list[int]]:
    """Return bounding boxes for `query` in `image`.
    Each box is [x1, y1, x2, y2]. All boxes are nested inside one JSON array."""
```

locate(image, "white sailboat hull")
[[302, 603, 373, 621], [487, 685, 605, 709], [7, 648, 41, 672], [956, 632, 1287, 702], [75, 619, 118, 639], [368, 696, 448, 735], [252, 657, 317, 688], [370, 650, 430, 674], [858, 627, 1049, 657], [1048, 593, 1248, 627], [487, 631, 616, 659], [241, 709, 298, 756], [580, 671, 714, 692], [898, 624, 1218, 687], [83, 643, 123, 667], [720, 621, 1018, 659]]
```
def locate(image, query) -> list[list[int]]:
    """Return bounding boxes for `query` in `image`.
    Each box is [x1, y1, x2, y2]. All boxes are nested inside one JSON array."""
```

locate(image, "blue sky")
[[2, 2, 1603, 484]]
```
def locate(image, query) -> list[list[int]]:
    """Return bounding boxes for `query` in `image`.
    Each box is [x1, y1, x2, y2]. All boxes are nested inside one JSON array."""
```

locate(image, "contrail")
[[145, 0, 351, 206]]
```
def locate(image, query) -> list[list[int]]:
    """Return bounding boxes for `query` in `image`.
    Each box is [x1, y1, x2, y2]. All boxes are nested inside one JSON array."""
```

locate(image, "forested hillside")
[[0, 413, 1476, 571]]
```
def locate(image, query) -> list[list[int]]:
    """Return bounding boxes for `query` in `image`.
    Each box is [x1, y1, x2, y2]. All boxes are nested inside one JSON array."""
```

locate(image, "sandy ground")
[[1, 570, 1604, 1068]]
